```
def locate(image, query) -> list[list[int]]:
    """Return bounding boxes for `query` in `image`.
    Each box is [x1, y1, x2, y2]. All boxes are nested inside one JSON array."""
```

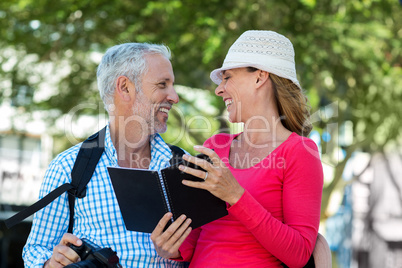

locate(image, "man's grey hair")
[[97, 43, 171, 112]]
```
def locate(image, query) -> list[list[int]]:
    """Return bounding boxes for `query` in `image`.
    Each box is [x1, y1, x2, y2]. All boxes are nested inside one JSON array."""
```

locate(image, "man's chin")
[[152, 123, 167, 134], [156, 128, 167, 134]]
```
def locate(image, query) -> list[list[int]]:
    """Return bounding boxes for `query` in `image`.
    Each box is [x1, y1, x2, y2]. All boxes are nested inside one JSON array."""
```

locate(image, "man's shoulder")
[[167, 144, 186, 153], [50, 142, 83, 169]]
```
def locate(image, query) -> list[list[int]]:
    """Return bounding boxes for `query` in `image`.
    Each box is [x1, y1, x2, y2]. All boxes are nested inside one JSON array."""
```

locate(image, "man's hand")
[[43, 233, 82, 268], [151, 213, 192, 259]]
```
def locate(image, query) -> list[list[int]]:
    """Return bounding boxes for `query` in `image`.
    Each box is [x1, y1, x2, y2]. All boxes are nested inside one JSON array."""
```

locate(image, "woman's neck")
[[240, 115, 291, 147]]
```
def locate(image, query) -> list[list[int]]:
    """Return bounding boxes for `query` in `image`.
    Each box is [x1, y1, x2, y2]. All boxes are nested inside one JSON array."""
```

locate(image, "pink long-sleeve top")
[[177, 132, 324, 267]]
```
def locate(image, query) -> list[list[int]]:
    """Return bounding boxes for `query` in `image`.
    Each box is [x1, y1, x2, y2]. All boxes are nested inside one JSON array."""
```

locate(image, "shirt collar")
[[149, 133, 172, 170], [104, 124, 117, 167]]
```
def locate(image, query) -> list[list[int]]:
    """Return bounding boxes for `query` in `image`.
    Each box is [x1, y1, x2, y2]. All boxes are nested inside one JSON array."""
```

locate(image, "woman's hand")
[[151, 213, 192, 259], [179, 145, 245, 206]]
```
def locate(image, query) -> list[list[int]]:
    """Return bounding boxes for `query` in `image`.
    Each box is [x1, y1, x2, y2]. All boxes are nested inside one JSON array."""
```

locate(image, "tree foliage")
[[1, 0, 402, 219]]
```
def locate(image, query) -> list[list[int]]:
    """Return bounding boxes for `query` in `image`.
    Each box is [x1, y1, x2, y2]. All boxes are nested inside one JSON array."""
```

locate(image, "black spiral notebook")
[[108, 157, 228, 233]]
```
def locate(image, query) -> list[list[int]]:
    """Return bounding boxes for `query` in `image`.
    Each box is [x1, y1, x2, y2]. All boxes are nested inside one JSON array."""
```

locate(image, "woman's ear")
[[116, 76, 132, 101], [256, 70, 270, 88]]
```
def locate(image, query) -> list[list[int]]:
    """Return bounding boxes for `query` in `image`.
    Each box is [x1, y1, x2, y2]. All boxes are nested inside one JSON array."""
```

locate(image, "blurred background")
[[0, 0, 401, 267]]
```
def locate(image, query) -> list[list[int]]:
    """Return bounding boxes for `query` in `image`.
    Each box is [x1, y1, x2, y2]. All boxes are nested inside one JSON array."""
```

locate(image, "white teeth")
[[225, 99, 233, 107], [159, 108, 169, 113]]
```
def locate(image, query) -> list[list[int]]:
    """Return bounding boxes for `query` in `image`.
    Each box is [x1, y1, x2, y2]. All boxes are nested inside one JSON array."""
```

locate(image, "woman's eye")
[[223, 76, 230, 81]]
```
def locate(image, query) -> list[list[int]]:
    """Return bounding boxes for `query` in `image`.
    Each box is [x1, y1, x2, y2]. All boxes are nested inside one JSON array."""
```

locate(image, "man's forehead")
[[143, 54, 174, 79], [143, 70, 175, 83]]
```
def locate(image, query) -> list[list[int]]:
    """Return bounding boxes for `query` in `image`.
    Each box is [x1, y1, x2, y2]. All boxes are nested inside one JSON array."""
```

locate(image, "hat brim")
[[210, 63, 301, 90]]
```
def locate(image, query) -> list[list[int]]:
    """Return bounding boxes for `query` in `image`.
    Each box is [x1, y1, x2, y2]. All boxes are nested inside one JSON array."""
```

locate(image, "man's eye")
[[223, 76, 230, 81], [158, 82, 167, 88]]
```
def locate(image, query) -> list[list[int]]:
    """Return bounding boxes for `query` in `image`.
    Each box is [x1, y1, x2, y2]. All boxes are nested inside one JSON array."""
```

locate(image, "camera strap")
[[5, 126, 185, 232]]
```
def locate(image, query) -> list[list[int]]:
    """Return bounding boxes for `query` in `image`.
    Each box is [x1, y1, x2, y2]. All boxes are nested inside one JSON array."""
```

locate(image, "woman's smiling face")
[[214, 67, 258, 123]]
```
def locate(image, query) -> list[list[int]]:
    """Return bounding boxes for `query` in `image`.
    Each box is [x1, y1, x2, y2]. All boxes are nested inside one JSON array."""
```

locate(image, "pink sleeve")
[[175, 228, 201, 262], [228, 140, 323, 267]]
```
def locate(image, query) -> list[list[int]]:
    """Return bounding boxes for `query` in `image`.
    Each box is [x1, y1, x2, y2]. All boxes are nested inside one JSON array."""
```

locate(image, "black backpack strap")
[[168, 144, 185, 166], [67, 126, 106, 233], [4, 183, 74, 229], [4, 127, 106, 230]]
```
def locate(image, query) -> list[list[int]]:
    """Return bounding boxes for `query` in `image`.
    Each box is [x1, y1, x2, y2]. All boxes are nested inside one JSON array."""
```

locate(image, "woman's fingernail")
[[178, 165, 184, 171], [194, 145, 202, 149]]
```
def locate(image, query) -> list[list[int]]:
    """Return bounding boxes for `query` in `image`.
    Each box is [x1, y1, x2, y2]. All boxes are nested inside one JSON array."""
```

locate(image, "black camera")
[[65, 238, 122, 268]]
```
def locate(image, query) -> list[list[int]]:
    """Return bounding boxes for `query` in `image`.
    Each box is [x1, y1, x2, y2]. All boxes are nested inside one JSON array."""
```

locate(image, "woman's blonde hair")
[[246, 67, 312, 136], [270, 73, 312, 136]]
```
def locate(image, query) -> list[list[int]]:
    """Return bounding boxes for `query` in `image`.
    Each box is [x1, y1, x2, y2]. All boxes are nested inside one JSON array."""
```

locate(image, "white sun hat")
[[210, 30, 301, 89]]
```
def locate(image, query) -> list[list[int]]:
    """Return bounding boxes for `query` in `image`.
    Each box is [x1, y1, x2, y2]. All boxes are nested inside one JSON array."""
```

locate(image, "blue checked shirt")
[[23, 125, 188, 268]]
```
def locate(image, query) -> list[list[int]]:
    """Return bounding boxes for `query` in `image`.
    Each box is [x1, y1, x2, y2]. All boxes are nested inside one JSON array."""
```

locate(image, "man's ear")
[[116, 76, 132, 101], [256, 70, 270, 88]]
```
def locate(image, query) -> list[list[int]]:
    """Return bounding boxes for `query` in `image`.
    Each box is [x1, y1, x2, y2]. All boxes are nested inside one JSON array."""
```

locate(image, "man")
[[23, 43, 187, 268]]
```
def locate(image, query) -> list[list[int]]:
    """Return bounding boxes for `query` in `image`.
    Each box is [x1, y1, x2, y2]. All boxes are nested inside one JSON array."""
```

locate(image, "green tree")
[[1, 0, 402, 220]]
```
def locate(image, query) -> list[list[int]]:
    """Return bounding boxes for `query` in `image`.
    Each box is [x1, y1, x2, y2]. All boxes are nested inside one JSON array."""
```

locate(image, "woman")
[[151, 30, 323, 267]]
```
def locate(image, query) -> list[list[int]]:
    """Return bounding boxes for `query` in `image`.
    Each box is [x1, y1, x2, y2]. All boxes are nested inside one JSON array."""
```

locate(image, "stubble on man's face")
[[131, 89, 168, 135]]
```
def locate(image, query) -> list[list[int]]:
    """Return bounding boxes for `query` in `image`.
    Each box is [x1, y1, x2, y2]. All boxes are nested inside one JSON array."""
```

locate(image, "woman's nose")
[[215, 81, 225, 96]]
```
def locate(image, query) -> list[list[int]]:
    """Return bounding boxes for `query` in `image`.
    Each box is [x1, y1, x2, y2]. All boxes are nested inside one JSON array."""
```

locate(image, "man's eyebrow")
[[156, 78, 175, 84], [158, 77, 172, 81]]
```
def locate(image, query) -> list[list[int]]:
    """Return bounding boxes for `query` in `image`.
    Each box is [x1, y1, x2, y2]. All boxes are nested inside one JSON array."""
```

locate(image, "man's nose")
[[167, 86, 179, 104]]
